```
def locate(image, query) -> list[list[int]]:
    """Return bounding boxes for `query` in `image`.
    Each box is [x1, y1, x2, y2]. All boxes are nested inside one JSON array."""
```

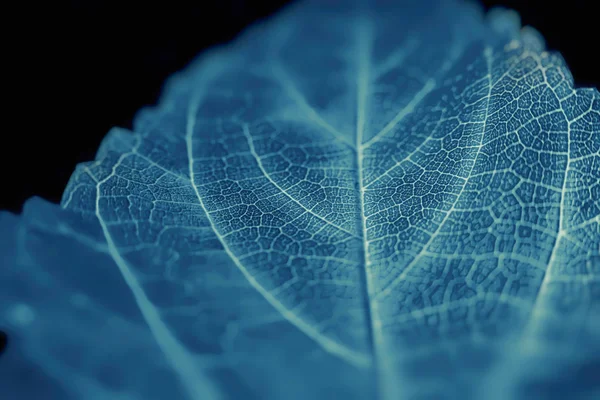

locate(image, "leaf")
[[1, 1, 598, 399]]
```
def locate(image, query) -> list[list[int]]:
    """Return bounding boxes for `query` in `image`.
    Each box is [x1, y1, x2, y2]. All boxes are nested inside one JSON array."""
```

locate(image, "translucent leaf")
[[1, 1, 598, 399]]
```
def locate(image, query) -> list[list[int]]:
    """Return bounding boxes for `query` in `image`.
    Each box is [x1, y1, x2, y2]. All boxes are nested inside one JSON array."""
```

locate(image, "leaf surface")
[[1, 1, 598, 399]]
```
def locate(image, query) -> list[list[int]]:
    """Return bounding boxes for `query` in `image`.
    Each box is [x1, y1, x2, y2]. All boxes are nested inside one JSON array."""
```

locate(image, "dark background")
[[1, 0, 597, 215]]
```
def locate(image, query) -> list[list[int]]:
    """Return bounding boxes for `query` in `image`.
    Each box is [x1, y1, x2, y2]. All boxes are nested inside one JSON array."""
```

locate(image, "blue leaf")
[[1, 1, 598, 399]]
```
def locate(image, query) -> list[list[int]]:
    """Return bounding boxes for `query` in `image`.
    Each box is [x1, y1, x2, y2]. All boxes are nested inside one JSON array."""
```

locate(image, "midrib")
[[354, 16, 384, 399]]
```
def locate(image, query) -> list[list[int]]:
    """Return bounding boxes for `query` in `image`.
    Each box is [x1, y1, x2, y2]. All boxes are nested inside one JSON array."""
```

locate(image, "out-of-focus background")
[[1, 0, 596, 213]]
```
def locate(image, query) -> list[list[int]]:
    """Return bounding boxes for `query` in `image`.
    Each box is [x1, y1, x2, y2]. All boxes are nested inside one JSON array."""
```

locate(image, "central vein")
[[355, 16, 383, 398]]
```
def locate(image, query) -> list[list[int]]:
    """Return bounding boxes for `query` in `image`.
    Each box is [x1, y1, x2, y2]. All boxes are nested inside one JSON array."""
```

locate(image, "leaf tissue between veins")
[[0, 1, 598, 399]]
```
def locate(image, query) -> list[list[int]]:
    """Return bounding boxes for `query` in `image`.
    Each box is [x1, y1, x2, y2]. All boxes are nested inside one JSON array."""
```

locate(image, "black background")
[[1, 0, 597, 213], [0, 331, 6, 355]]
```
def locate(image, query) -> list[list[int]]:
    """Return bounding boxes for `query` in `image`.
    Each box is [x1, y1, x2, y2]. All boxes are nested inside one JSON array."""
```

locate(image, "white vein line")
[[566, 214, 600, 233], [355, 15, 384, 395], [264, 19, 352, 148], [362, 25, 476, 153], [362, 78, 436, 150], [241, 124, 357, 237], [364, 130, 443, 189], [386, 293, 532, 326], [186, 92, 370, 368], [88, 158, 220, 400], [271, 64, 354, 147], [522, 98, 573, 336], [132, 151, 193, 183], [374, 47, 495, 301], [373, 37, 420, 79], [365, 129, 482, 189]]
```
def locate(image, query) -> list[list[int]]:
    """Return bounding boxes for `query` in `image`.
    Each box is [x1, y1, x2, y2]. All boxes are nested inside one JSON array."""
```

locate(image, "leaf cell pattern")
[[1, 1, 598, 399]]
